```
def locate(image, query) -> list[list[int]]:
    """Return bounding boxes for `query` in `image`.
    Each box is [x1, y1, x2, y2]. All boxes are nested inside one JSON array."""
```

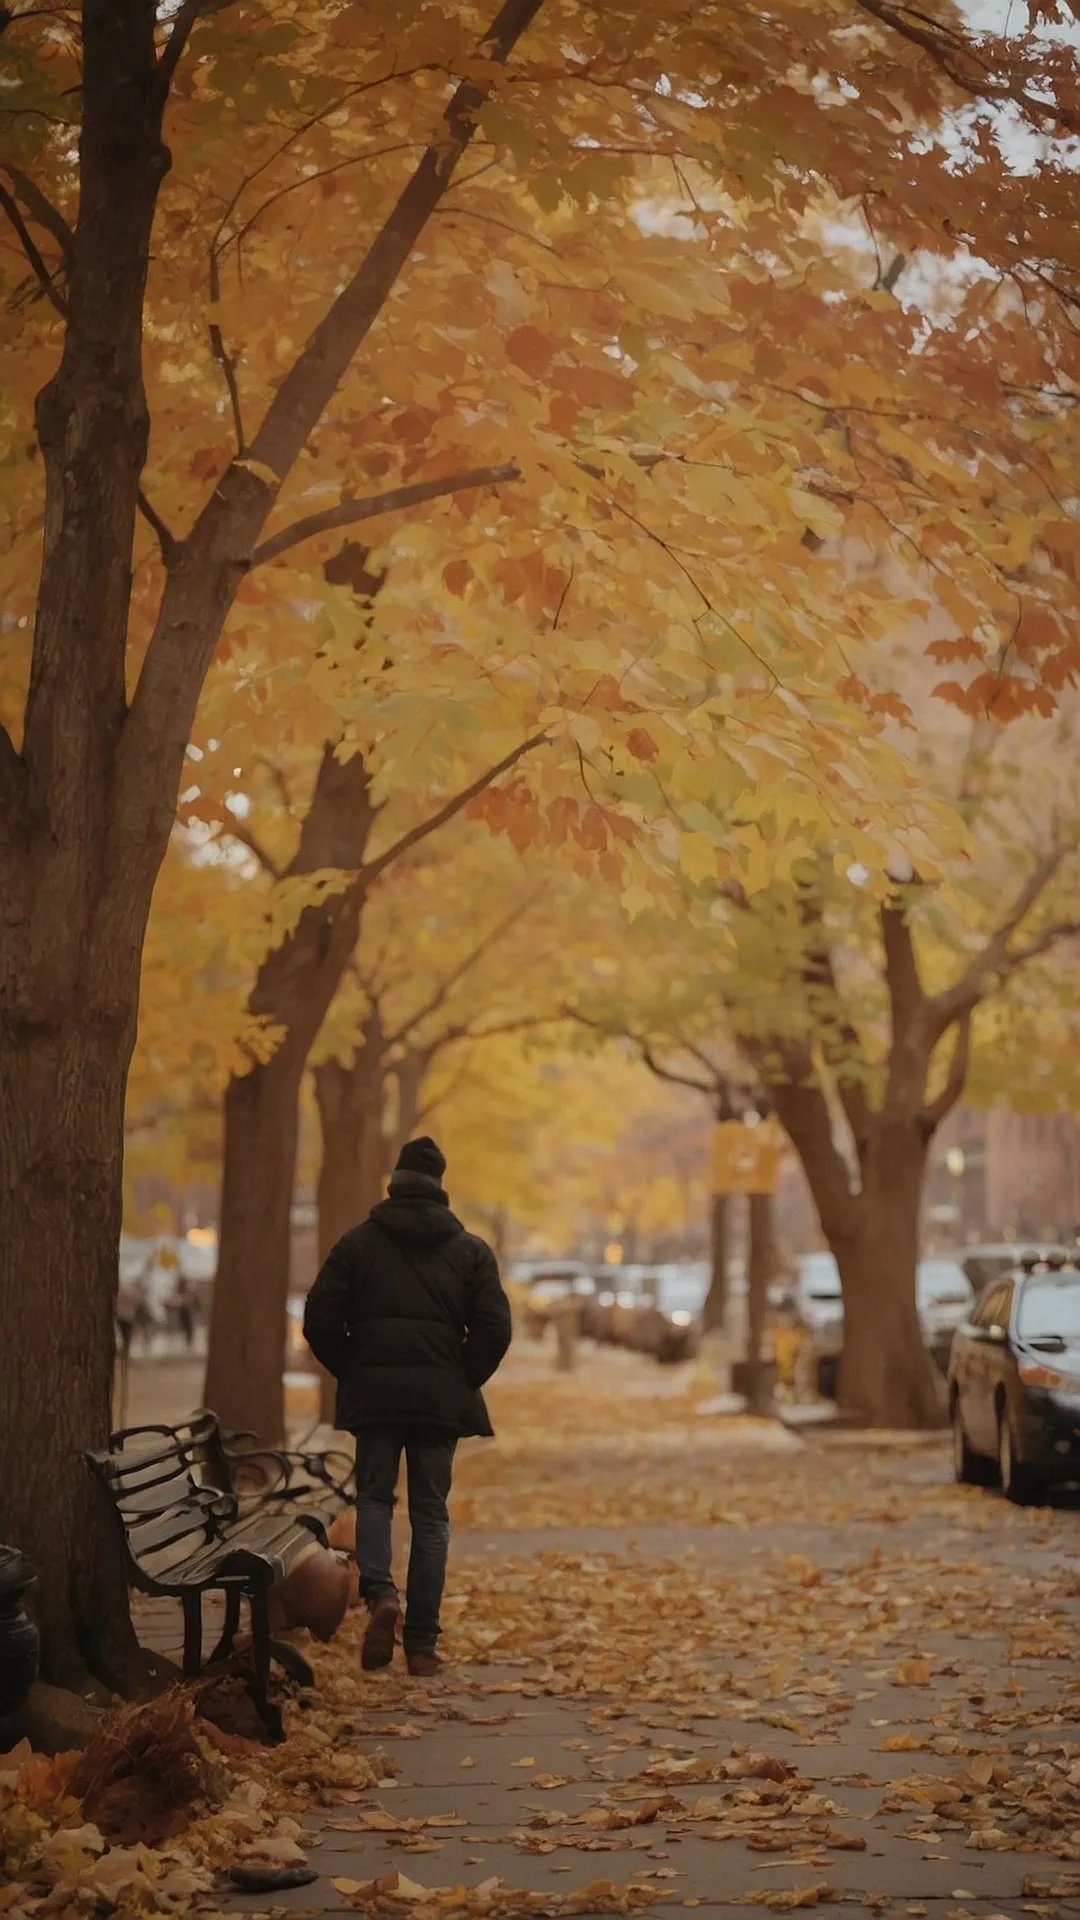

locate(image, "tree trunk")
[[204, 747, 377, 1441], [0, 2, 178, 1688], [389, 1044, 430, 1162], [836, 1125, 944, 1429], [203, 1041, 309, 1444], [745, 1192, 776, 1415], [772, 1077, 944, 1429], [0, 1021, 171, 1695], [313, 1045, 389, 1424], [702, 1193, 729, 1333]]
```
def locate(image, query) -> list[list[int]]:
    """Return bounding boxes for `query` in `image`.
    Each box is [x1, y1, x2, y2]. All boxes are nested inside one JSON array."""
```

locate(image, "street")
[[130, 1342, 1080, 1920]]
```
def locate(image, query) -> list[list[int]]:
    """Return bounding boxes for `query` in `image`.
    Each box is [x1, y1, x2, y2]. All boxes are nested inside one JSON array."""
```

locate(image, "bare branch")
[[250, 464, 520, 569], [920, 1009, 972, 1134], [358, 732, 547, 890]]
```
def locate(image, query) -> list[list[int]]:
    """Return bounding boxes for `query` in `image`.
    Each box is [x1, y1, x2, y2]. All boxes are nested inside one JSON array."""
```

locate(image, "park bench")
[[202, 1415, 356, 1516], [88, 1413, 336, 1739]]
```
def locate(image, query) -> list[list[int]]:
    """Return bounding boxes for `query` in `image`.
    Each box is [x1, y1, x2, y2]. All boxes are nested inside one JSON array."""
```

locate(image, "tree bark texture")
[[313, 1030, 390, 1425], [0, 0, 175, 1689], [771, 1081, 944, 1428], [203, 749, 376, 1443]]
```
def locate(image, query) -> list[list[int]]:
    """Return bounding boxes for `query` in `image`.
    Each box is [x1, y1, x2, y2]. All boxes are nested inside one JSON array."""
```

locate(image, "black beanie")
[[394, 1136, 446, 1182]]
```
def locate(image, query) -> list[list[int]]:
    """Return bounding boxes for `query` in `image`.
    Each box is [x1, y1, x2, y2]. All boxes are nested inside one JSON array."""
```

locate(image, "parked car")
[[795, 1251, 975, 1395], [794, 1252, 845, 1396], [949, 1258, 1080, 1502], [515, 1263, 597, 1339], [584, 1263, 707, 1361], [917, 1258, 974, 1373], [961, 1242, 1069, 1293]]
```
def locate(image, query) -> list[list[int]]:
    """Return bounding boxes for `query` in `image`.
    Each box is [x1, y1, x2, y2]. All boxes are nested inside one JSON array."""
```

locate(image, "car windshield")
[[1017, 1275, 1080, 1343], [917, 1260, 971, 1308]]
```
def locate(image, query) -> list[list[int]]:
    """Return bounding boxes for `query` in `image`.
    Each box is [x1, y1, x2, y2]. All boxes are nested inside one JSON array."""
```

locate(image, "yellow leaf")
[[680, 832, 719, 886], [893, 1657, 932, 1687]]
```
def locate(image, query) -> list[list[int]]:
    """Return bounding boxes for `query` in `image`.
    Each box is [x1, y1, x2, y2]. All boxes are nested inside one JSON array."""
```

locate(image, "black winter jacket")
[[302, 1183, 512, 1437]]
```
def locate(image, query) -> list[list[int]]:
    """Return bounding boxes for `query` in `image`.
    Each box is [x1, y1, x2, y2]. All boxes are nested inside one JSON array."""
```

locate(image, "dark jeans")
[[353, 1427, 457, 1652]]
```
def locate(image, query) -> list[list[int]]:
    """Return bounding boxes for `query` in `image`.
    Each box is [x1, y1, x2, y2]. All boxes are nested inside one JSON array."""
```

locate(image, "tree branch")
[[999, 919, 1080, 969], [880, 894, 925, 1035], [796, 880, 872, 1150], [357, 732, 547, 890], [853, 0, 1051, 122], [155, 0, 209, 94], [0, 181, 65, 315], [250, 464, 521, 569], [136, 487, 177, 558], [920, 1008, 972, 1135], [119, 0, 546, 822], [226, 817, 282, 879], [383, 891, 540, 1051], [639, 1041, 716, 1097], [927, 847, 1066, 1036], [207, 247, 246, 456], [0, 179, 176, 560], [240, 0, 547, 486], [2, 167, 73, 264]]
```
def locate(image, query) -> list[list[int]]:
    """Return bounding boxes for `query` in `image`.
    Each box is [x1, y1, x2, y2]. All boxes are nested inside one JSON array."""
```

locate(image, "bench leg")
[[208, 1587, 242, 1665], [247, 1585, 283, 1742], [181, 1591, 202, 1678]]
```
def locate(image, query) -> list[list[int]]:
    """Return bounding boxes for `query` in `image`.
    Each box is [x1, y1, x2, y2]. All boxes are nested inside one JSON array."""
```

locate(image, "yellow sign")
[[713, 1120, 783, 1196]]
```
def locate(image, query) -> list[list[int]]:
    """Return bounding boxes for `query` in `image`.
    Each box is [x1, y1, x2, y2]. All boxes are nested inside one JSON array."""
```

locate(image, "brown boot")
[[406, 1647, 442, 1678], [361, 1596, 400, 1670]]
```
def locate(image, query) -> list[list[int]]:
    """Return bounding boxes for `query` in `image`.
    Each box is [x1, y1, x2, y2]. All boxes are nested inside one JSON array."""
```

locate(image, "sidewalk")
[[178, 1344, 1080, 1920]]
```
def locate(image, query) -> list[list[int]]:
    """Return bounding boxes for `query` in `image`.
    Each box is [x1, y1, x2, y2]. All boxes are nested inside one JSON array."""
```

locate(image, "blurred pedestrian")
[[169, 1273, 197, 1348], [132, 1272, 154, 1350], [304, 1136, 511, 1678]]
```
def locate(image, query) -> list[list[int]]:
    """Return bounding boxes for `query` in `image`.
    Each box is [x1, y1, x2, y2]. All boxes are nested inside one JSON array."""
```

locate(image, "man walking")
[[304, 1137, 512, 1676]]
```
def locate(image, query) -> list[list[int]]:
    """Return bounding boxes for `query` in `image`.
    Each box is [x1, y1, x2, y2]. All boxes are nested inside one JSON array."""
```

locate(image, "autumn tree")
[[5, 0, 1080, 1690]]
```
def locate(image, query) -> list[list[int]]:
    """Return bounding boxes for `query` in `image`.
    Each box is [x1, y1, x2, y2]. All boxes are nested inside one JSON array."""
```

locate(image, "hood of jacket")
[[369, 1183, 465, 1247]]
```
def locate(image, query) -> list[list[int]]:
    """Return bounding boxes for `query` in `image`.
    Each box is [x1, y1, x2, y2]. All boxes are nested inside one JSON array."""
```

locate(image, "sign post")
[[712, 1119, 783, 1197]]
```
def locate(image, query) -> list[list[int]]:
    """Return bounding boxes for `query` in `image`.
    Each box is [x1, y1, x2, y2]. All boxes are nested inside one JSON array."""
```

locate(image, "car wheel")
[[998, 1410, 1043, 1505], [952, 1399, 995, 1487]]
